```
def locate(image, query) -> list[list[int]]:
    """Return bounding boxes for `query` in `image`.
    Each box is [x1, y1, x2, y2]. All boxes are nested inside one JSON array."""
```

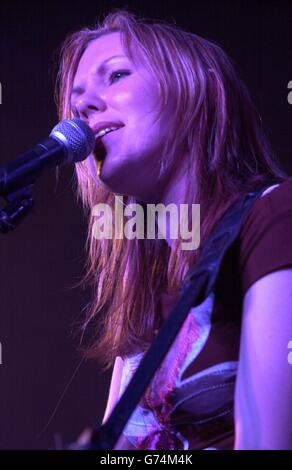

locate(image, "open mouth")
[[96, 125, 123, 141], [93, 140, 106, 162], [94, 127, 123, 161]]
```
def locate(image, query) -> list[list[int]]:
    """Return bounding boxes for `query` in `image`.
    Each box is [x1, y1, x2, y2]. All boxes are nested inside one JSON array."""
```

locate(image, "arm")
[[102, 356, 124, 424], [102, 356, 136, 450], [234, 268, 292, 449]]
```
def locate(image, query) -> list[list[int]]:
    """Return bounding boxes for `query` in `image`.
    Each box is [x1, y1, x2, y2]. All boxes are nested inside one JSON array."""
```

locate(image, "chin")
[[99, 162, 136, 196], [98, 154, 159, 201]]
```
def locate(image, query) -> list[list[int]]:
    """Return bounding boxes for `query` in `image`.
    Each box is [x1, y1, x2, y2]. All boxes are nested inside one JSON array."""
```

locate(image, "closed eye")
[[109, 70, 131, 84]]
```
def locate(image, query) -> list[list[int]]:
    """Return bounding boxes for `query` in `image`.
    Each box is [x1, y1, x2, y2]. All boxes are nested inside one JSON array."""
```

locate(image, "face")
[[71, 32, 175, 202]]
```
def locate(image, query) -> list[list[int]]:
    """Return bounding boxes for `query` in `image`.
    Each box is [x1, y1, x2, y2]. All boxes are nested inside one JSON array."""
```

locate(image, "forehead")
[[75, 32, 127, 77]]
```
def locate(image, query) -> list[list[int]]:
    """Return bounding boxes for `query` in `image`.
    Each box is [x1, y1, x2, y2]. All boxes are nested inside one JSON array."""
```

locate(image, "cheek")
[[138, 88, 158, 110], [115, 78, 160, 117]]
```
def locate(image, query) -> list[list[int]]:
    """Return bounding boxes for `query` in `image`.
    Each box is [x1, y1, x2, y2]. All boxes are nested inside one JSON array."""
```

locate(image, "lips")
[[97, 126, 122, 141], [91, 121, 124, 138]]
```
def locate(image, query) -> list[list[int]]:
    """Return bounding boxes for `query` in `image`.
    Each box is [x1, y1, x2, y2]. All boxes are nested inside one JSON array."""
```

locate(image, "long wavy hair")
[[55, 9, 286, 369]]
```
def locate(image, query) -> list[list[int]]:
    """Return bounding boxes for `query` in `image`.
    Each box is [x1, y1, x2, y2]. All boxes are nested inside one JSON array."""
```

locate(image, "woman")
[[56, 10, 292, 449]]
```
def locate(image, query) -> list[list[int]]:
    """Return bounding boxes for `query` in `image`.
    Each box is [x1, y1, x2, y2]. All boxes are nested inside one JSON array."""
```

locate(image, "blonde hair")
[[56, 9, 286, 369]]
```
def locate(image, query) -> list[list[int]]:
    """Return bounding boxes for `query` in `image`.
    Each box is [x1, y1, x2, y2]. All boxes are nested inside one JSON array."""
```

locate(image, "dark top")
[[118, 179, 292, 450]]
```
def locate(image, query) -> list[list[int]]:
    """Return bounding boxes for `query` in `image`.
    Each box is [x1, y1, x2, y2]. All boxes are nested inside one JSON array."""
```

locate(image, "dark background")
[[0, 0, 291, 450]]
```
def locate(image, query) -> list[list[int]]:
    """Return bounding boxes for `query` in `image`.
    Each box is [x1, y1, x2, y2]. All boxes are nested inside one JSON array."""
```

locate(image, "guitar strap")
[[85, 184, 272, 450]]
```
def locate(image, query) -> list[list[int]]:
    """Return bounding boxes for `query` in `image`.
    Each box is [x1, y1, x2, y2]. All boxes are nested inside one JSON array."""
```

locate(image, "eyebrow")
[[71, 54, 128, 96]]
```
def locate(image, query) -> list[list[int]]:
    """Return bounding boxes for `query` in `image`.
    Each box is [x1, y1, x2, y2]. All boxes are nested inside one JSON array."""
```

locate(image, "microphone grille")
[[50, 118, 95, 163]]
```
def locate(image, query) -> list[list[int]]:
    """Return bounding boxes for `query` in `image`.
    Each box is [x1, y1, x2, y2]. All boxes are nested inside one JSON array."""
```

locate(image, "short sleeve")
[[239, 178, 292, 297]]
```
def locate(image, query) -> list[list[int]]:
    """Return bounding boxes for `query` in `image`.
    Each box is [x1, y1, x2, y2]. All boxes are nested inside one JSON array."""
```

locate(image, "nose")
[[74, 88, 106, 121]]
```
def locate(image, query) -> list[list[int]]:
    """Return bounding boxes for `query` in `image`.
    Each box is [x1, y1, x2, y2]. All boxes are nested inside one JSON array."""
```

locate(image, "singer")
[[56, 10, 292, 449]]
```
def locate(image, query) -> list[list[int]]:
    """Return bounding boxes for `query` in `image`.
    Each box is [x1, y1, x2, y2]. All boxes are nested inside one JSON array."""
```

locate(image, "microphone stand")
[[0, 118, 96, 234], [0, 185, 34, 233]]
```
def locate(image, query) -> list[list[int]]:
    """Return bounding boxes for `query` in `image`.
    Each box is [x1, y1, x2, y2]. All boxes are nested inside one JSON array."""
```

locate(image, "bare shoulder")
[[102, 356, 125, 424]]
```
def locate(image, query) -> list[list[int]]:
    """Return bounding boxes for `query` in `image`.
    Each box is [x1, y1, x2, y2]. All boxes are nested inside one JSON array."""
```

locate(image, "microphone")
[[0, 118, 95, 197]]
